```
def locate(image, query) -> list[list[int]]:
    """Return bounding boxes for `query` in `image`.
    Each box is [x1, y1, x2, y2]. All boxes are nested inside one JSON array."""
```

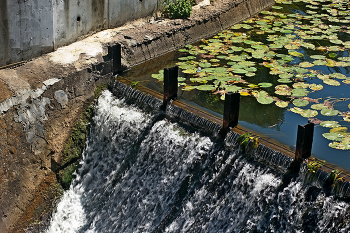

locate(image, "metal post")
[[163, 66, 178, 104], [220, 92, 240, 137], [108, 44, 122, 75], [223, 92, 240, 129], [290, 121, 314, 172]]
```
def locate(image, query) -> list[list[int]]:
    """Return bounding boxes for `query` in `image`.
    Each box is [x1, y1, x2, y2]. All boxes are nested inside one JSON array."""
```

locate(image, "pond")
[[122, 0, 350, 171]]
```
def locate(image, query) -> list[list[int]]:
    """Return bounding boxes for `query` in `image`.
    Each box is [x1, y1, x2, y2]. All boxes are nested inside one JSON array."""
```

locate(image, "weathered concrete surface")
[[0, 0, 274, 232], [0, 0, 160, 67]]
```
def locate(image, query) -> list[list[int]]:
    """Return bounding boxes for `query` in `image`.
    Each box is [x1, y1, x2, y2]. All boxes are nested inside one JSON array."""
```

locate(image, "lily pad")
[[275, 100, 289, 108], [322, 133, 344, 141], [323, 79, 341, 86], [311, 104, 328, 110], [293, 99, 309, 107], [301, 109, 318, 118], [320, 121, 341, 128], [196, 85, 216, 91], [275, 85, 292, 95], [321, 108, 340, 116], [258, 82, 273, 88], [309, 84, 323, 91], [292, 88, 310, 97], [225, 85, 242, 93]]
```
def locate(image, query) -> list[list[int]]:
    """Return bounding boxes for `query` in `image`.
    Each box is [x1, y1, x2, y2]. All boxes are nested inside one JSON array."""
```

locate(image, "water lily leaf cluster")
[[149, 0, 350, 150]]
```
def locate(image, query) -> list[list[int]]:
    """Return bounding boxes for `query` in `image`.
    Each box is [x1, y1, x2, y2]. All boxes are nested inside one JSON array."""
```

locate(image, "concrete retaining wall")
[[0, 0, 159, 67]]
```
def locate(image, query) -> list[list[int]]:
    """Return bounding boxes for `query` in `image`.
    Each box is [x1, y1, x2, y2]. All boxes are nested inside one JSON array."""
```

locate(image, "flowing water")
[[46, 85, 350, 233]]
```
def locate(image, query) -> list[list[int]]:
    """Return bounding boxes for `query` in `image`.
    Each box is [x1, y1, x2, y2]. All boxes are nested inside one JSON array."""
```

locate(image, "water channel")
[[123, 0, 350, 171]]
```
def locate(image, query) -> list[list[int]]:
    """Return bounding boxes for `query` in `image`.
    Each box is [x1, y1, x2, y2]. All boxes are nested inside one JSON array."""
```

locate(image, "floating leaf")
[[313, 60, 327, 66], [275, 85, 292, 95], [321, 121, 341, 128], [301, 109, 318, 118], [322, 133, 344, 141], [182, 86, 196, 91], [293, 99, 309, 107], [199, 62, 211, 68], [275, 100, 289, 108], [321, 108, 340, 116], [311, 104, 328, 110], [309, 84, 323, 91], [257, 95, 274, 105], [292, 88, 309, 97], [299, 61, 314, 68], [183, 69, 197, 74], [293, 82, 309, 89], [323, 79, 341, 86], [196, 85, 216, 91], [151, 73, 163, 80], [329, 140, 350, 150], [258, 82, 273, 88], [290, 107, 304, 114], [329, 73, 347, 80], [310, 55, 326, 60], [225, 85, 242, 93]]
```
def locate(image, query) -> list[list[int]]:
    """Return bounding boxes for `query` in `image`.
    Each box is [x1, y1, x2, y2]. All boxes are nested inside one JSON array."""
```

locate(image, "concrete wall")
[[0, 0, 160, 66]]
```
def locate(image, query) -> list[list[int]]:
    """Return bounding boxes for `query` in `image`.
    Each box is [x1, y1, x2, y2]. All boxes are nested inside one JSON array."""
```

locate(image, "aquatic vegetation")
[[237, 132, 259, 153], [151, 0, 350, 150]]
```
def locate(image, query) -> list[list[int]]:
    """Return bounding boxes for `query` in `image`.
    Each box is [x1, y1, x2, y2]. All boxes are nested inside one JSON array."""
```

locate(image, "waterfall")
[[46, 89, 350, 233]]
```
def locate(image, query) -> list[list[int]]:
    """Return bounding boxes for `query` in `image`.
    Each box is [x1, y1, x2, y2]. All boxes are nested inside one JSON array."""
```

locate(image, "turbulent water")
[[46, 90, 350, 233]]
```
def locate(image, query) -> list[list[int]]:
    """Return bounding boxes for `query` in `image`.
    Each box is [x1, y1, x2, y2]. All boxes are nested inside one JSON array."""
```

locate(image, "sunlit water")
[[46, 90, 350, 233]]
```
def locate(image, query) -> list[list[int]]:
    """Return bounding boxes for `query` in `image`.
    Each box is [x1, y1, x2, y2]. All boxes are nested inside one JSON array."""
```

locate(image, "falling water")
[[46, 87, 350, 233]]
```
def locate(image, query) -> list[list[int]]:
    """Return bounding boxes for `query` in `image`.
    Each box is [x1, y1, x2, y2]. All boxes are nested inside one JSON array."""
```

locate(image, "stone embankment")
[[0, 0, 274, 231]]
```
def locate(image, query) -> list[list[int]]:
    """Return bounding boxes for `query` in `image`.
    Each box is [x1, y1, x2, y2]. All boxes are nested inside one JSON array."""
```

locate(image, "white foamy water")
[[46, 90, 350, 233]]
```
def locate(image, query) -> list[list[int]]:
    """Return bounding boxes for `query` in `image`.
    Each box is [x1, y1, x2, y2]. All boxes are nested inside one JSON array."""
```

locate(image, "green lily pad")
[[299, 62, 314, 68], [310, 55, 326, 60], [275, 85, 292, 95], [329, 73, 347, 79], [196, 85, 216, 91], [275, 100, 289, 108], [309, 84, 323, 91], [258, 82, 273, 88], [293, 82, 309, 89], [292, 88, 310, 97], [257, 95, 274, 105], [151, 73, 164, 80], [182, 86, 196, 91], [293, 99, 309, 107], [183, 69, 197, 74], [199, 62, 212, 68], [322, 133, 344, 141], [320, 121, 341, 128], [323, 79, 341, 86], [313, 60, 327, 66], [225, 85, 242, 93], [277, 78, 293, 83], [311, 104, 328, 110], [301, 109, 318, 118], [321, 108, 340, 116], [290, 107, 304, 114], [329, 141, 350, 150]]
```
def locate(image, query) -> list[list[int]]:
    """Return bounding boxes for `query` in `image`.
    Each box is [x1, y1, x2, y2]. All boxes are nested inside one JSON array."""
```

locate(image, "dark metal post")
[[223, 92, 240, 129], [163, 66, 178, 104], [220, 92, 240, 137], [290, 121, 314, 172], [108, 44, 122, 75]]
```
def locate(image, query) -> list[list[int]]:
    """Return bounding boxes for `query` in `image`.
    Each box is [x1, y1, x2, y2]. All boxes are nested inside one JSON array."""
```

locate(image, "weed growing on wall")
[[162, 0, 193, 19]]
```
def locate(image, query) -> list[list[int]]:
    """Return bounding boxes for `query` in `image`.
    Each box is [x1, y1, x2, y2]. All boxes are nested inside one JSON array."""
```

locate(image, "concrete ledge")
[[0, 0, 275, 232]]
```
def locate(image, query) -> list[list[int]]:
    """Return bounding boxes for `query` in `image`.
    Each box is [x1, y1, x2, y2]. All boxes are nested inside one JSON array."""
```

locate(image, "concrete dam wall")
[[0, 0, 159, 67]]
